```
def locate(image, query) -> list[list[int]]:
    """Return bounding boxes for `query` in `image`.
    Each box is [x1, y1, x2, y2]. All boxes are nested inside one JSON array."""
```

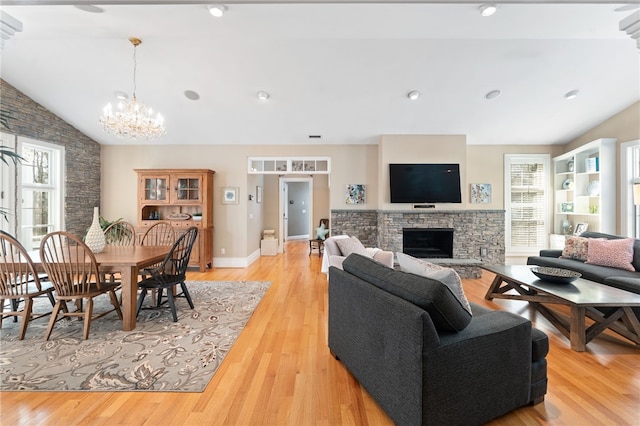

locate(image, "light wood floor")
[[1, 241, 639, 425]]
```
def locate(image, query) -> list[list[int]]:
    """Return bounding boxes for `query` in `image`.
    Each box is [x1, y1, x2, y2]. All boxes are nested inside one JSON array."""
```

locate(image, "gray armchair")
[[329, 254, 548, 425]]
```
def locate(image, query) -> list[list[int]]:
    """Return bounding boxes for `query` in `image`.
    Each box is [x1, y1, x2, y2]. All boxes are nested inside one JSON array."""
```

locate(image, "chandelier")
[[99, 37, 166, 140]]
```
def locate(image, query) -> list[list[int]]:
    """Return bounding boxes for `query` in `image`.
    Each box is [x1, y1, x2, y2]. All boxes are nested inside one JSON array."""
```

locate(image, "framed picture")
[[345, 184, 365, 204], [574, 223, 588, 235], [222, 187, 239, 204], [256, 185, 263, 203], [561, 202, 574, 213], [470, 183, 491, 204]]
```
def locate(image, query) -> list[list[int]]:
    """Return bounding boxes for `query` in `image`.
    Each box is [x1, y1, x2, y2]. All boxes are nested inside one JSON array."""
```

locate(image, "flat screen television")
[[389, 163, 462, 204]]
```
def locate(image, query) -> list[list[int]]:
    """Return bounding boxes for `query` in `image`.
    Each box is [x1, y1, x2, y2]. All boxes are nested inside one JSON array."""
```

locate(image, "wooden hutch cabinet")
[[135, 169, 215, 271]]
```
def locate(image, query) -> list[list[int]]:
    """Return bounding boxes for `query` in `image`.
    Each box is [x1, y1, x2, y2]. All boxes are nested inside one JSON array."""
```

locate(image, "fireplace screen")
[[402, 228, 454, 258]]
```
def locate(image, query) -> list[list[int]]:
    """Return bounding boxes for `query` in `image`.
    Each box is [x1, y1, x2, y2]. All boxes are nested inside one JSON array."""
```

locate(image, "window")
[[504, 154, 550, 254], [18, 138, 64, 250], [621, 140, 640, 238]]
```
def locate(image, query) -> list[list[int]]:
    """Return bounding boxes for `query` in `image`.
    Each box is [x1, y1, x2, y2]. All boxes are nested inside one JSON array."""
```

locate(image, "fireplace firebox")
[[403, 228, 454, 258]]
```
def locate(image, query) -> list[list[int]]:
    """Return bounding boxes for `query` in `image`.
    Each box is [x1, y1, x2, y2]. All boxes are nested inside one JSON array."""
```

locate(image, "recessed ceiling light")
[[407, 90, 420, 100], [257, 91, 270, 101], [74, 4, 104, 13], [479, 4, 497, 17], [208, 5, 228, 17], [485, 89, 501, 100], [114, 91, 128, 100], [184, 90, 200, 101], [564, 90, 579, 100]]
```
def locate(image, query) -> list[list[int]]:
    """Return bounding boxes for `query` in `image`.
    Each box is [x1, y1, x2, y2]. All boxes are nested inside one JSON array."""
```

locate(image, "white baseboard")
[[213, 249, 261, 268]]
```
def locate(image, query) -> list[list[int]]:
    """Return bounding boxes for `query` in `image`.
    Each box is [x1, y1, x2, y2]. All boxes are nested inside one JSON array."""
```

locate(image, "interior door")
[[279, 177, 313, 249]]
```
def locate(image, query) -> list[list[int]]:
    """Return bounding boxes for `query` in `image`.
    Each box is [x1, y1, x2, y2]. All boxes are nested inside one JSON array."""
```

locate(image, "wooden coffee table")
[[482, 265, 640, 351]]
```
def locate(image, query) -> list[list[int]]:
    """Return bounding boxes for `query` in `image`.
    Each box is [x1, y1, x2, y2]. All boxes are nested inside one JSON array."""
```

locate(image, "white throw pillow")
[[335, 236, 372, 258], [396, 252, 472, 315]]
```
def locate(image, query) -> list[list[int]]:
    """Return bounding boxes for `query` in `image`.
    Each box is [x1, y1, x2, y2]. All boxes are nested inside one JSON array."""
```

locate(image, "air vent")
[[308, 135, 322, 139]]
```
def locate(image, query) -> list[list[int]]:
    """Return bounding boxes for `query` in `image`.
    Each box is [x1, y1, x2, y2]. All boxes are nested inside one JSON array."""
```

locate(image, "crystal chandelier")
[[99, 37, 166, 140]]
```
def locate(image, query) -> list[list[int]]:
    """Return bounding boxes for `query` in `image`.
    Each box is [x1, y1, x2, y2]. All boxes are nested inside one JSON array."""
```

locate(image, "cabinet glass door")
[[175, 177, 201, 202], [144, 177, 168, 202]]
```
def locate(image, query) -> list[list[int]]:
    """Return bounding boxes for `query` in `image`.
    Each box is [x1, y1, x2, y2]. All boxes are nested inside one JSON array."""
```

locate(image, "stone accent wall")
[[330, 210, 379, 247], [332, 209, 505, 265], [1, 79, 101, 236]]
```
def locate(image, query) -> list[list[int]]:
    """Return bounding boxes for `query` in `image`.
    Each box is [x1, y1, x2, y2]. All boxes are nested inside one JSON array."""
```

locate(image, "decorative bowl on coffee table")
[[530, 266, 581, 284]]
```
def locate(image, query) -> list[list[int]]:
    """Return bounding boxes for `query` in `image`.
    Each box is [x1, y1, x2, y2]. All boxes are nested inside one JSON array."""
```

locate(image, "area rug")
[[0, 280, 271, 392]]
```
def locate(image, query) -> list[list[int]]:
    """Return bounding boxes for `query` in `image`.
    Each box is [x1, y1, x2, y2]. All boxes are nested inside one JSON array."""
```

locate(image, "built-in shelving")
[[552, 138, 616, 235]]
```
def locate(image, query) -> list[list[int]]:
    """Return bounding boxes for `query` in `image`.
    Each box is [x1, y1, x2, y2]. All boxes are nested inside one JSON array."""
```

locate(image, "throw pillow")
[[586, 238, 635, 272], [335, 236, 372, 258], [561, 236, 590, 261], [396, 252, 472, 315], [315, 223, 329, 240]]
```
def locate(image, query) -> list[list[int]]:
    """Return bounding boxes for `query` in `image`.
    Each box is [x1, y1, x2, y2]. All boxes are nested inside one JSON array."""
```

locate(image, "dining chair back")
[[102, 220, 137, 285], [0, 231, 56, 339], [39, 231, 123, 340], [104, 220, 137, 246], [136, 227, 198, 322], [140, 221, 175, 247]]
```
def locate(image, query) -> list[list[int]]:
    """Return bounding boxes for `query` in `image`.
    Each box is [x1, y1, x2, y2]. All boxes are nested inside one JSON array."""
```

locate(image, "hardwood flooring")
[[1, 241, 639, 425]]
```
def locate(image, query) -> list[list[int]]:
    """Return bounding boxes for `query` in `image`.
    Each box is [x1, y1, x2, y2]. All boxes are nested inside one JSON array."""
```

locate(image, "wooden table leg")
[[570, 305, 587, 352], [120, 265, 138, 331], [484, 274, 504, 300]]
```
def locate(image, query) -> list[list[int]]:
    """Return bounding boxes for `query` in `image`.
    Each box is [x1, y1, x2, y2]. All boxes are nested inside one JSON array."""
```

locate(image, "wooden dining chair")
[[40, 231, 123, 340], [137, 227, 198, 322], [140, 221, 177, 302], [102, 220, 137, 285], [0, 231, 56, 340], [140, 221, 175, 247], [104, 220, 137, 246]]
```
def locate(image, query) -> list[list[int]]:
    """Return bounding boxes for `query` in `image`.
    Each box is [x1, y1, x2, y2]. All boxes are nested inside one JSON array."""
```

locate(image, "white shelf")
[[552, 138, 616, 236]]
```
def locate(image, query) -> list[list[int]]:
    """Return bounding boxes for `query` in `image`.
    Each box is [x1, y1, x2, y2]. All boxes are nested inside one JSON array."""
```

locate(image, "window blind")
[[506, 158, 548, 252]]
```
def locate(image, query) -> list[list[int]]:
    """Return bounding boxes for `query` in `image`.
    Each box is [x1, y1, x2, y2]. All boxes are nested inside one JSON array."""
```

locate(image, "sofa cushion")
[[335, 236, 372, 258], [342, 253, 472, 332], [581, 231, 640, 272], [396, 252, 472, 315], [560, 236, 590, 261], [586, 238, 635, 272]]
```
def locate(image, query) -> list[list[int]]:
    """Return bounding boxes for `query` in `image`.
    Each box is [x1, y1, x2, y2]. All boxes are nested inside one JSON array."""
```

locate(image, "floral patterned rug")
[[0, 281, 271, 392]]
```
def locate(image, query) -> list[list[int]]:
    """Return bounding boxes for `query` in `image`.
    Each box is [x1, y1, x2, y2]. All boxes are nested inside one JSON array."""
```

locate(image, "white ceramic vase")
[[85, 206, 106, 253]]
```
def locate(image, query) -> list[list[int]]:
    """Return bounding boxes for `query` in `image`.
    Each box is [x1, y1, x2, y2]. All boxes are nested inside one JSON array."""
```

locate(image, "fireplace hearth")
[[403, 228, 454, 259]]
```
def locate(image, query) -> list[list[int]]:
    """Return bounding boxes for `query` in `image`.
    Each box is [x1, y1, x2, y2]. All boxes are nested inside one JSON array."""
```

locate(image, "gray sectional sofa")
[[328, 253, 548, 426], [527, 231, 640, 296]]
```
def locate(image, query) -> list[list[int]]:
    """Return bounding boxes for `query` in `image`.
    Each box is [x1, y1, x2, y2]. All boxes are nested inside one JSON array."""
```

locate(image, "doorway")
[[279, 177, 313, 249]]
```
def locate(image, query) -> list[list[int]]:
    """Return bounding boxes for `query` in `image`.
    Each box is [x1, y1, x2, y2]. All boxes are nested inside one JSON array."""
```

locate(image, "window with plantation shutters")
[[505, 154, 550, 254]]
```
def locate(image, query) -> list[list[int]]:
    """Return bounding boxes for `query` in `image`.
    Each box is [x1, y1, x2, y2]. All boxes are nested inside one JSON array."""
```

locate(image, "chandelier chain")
[[132, 42, 137, 99]]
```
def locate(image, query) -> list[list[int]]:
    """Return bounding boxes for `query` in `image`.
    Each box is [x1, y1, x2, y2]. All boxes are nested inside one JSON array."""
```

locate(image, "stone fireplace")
[[330, 209, 505, 277]]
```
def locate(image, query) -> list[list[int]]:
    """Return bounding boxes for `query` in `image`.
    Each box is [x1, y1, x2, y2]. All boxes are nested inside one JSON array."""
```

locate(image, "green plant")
[[0, 108, 11, 131], [0, 108, 24, 221], [84, 216, 126, 243]]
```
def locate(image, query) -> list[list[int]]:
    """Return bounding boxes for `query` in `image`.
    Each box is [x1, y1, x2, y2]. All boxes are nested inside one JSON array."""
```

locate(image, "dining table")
[[28, 245, 171, 331]]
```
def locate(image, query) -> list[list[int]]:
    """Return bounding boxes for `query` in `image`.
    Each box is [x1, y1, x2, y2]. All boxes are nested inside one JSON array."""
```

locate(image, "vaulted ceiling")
[[1, 1, 638, 146]]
